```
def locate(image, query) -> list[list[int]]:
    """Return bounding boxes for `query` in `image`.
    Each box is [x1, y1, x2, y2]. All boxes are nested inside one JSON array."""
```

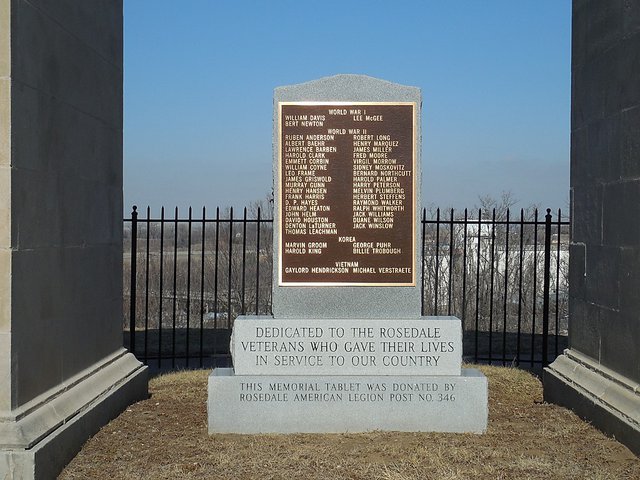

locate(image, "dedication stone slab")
[[208, 75, 488, 434], [231, 317, 462, 376]]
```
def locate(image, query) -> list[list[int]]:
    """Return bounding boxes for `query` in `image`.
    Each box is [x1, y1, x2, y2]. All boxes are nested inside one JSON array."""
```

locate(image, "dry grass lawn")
[[60, 365, 639, 479]]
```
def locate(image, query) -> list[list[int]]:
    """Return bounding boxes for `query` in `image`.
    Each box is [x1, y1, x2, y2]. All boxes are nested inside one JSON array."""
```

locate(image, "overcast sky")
[[123, 0, 571, 215]]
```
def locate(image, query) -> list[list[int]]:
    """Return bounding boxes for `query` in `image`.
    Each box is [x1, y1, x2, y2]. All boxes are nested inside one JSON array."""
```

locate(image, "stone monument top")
[[272, 74, 422, 319]]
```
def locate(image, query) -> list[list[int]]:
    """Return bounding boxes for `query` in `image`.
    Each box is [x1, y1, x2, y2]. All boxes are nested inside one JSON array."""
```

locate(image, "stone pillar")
[[0, 1, 148, 478], [544, 0, 640, 455]]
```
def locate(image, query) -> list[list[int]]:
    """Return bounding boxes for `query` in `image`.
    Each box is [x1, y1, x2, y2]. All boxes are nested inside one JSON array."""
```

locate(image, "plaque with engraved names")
[[278, 102, 416, 286]]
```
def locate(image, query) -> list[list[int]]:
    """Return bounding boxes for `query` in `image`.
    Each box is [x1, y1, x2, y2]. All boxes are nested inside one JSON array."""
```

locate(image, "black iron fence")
[[124, 206, 569, 372]]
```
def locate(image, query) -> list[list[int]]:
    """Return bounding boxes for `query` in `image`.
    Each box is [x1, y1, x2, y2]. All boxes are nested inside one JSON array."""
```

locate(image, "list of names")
[[280, 103, 415, 285]]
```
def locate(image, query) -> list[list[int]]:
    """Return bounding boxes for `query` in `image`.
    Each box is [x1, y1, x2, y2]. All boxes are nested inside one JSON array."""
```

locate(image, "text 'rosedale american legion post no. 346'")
[[208, 75, 488, 433]]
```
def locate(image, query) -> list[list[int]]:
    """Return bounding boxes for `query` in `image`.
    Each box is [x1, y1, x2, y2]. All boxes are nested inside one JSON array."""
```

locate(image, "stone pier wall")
[[544, 0, 640, 455], [0, 2, 147, 478]]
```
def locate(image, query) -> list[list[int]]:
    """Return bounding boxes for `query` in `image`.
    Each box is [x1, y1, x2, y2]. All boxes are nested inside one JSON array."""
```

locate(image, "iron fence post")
[[129, 205, 138, 357], [421, 208, 426, 316], [542, 208, 552, 367]]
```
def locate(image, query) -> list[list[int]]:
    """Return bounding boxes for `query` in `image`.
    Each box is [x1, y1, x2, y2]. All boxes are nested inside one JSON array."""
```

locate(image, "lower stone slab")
[[208, 368, 487, 434]]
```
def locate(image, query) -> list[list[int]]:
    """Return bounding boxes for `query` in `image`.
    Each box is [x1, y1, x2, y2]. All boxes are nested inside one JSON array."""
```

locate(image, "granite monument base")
[[544, 350, 640, 455], [208, 368, 487, 434]]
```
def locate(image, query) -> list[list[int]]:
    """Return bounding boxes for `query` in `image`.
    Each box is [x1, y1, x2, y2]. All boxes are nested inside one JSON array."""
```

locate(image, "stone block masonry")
[[0, 2, 147, 478], [544, 0, 640, 455]]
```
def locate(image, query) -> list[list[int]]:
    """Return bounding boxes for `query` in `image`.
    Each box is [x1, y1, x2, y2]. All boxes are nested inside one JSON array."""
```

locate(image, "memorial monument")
[[208, 75, 487, 433]]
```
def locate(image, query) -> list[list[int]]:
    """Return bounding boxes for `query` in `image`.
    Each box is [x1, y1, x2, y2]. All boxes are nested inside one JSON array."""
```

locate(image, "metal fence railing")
[[421, 208, 569, 371], [124, 206, 569, 373]]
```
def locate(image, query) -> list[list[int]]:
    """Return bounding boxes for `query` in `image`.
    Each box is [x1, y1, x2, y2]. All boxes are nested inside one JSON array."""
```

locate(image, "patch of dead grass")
[[60, 365, 639, 480]]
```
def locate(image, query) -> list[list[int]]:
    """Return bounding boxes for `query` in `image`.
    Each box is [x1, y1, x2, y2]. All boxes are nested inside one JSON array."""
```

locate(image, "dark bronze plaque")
[[278, 102, 416, 286]]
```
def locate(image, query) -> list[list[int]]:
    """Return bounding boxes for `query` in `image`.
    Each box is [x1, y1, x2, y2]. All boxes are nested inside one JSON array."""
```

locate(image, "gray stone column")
[[0, 1, 147, 478], [544, 0, 640, 455]]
